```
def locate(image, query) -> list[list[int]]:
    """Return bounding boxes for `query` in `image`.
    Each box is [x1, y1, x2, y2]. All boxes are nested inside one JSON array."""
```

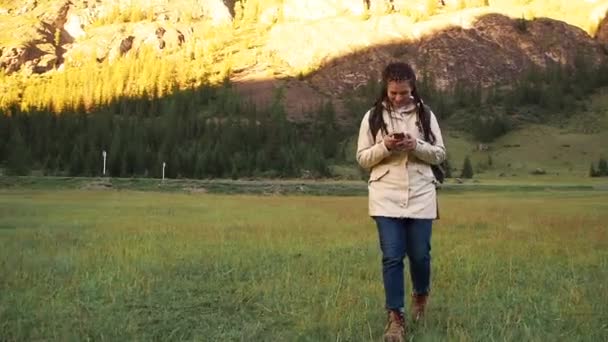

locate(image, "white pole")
[[162, 162, 166, 181], [102, 150, 107, 176]]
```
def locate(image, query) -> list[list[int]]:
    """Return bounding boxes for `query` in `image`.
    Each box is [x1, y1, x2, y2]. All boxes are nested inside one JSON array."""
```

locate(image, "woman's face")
[[387, 80, 413, 108]]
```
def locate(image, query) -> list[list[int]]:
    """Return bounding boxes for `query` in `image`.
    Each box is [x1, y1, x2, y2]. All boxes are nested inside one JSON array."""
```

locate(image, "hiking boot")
[[383, 310, 405, 342], [412, 293, 429, 322]]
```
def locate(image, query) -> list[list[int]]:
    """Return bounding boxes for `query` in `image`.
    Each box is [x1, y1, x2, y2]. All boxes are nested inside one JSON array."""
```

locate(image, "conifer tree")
[[589, 162, 597, 177], [6, 126, 30, 176], [599, 157, 608, 176], [461, 156, 474, 179]]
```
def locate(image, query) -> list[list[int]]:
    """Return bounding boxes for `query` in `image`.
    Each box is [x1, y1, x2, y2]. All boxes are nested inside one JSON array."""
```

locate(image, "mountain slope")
[[0, 0, 607, 119]]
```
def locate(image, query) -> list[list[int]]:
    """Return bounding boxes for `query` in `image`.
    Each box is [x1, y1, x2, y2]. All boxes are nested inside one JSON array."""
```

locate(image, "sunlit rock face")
[[200, 0, 233, 25], [596, 13, 608, 49], [282, 0, 366, 21]]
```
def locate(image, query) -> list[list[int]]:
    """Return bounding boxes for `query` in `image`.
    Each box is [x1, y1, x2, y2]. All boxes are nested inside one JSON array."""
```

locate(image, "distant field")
[[442, 122, 608, 179], [433, 88, 608, 178], [0, 188, 606, 341]]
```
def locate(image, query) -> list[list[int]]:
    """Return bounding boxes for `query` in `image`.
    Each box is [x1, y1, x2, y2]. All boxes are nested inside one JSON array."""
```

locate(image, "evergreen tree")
[[589, 162, 598, 177], [133, 143, 146, 176], [0, 114, 10, 162], [6, 126, 31, 176], [52, 154, 63, 176], [179, 146, 195, 178], [68, 143, 84, 176], [461, 156, 474, 179], [120, 151, 130, 178], [305, 147, 330, 178], [194, 153, 206, 179], [144, 146, 155, 177], [83, 147, 99, 176], [443, 157, 452, 178], [254, 149, 268, 175], [168, 149, 181, 178], [279, 147, 296, 177], [598, 157, 608, 176], [108, 130, 122, 177], [230, 160, 239, 180]]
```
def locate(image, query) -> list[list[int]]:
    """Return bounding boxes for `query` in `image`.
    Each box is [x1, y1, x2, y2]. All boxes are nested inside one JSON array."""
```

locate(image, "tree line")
[[1, 82, 343, 178], [2, 56, 608, 179]]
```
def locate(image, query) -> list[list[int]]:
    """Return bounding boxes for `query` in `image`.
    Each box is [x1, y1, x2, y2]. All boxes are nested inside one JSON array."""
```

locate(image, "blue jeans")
[[373, 217, 432, 311]]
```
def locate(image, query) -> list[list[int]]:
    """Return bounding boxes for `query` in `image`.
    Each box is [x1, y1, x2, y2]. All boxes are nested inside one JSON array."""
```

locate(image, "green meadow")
[[1, 184, 607, 341]]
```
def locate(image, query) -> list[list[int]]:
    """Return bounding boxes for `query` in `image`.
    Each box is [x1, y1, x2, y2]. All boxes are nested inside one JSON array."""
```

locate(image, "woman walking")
[[356, 62, 446, 342]]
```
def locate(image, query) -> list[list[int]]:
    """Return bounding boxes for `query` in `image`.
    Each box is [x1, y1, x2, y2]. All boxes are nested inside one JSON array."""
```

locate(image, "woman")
[[356, 62, 446, 342]]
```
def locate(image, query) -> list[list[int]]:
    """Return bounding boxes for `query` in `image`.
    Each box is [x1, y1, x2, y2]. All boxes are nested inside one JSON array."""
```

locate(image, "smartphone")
[[392, 132, 405, 140]]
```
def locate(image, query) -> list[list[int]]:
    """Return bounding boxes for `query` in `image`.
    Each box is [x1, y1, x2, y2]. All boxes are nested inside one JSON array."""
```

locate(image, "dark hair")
[[369, 62, 436, 144]]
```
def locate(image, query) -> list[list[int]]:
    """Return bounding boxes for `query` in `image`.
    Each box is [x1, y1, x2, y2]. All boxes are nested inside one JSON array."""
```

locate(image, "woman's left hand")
[[402, 133, 417, 151]]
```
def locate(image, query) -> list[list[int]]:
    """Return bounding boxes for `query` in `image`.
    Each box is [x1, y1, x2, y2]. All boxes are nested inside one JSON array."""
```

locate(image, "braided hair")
[[369, 62, 436, 144]]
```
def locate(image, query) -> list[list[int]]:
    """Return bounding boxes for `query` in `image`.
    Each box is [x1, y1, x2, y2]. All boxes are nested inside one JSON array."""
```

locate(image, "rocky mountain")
[[0, 0, 607, 118]]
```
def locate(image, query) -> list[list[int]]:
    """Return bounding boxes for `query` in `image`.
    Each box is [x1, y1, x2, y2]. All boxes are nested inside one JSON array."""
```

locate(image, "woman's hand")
[[383, 134, 403, 151], [384, 133, 417, 151], [402, 133, 417, 151]]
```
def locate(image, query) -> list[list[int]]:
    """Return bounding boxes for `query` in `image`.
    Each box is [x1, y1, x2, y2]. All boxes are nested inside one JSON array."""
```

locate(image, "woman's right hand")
[[384, 134, 404, 151]]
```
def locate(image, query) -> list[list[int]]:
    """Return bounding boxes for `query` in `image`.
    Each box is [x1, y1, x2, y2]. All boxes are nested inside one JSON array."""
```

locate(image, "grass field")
[[1, 185, 607, 341]]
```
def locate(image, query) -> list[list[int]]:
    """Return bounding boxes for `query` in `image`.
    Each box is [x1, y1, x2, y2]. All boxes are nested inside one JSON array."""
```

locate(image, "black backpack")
[[420, 105, 447, 184]]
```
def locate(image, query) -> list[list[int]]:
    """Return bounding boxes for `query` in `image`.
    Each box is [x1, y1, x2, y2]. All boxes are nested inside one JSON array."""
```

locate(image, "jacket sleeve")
[[356, 111, 391, 170], [412, 110, 446, 165]]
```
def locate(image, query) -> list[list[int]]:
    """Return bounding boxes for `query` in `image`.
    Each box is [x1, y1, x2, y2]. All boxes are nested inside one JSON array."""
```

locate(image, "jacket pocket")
[[369, 166, 390, 183], [416, 167, 438, 185]]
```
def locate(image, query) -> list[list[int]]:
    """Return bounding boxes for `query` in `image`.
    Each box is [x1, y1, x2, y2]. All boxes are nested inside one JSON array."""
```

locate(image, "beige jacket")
[[356, 104, 446, 219]]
